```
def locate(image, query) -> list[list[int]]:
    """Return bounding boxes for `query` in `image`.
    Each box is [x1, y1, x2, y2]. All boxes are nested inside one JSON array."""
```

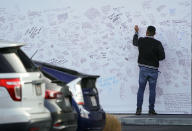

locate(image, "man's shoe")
[[136, 108, 142, 115], [148, 109, 157, 115]]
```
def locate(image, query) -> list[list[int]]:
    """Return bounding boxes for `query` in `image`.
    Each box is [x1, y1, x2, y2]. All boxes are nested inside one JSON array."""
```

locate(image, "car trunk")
[[56, 82, 73, 113], [81, 78, 100, 111], [43, 72, 74, 113], [33, 61, 101, 111], [43, 75, 77, 124], [21, 72, 46, 113]]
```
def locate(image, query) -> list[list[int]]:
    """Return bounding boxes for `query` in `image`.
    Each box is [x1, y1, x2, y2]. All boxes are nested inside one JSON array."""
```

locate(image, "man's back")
[[133, 34, 165, 68], [137, 37, 165, 68]]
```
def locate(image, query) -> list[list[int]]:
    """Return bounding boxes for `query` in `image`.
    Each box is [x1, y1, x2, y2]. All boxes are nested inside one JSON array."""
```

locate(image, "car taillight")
[[75, 82, 84, 105], [78, 102, 84, 105], [53, 123, 61, 127], [0, 78, 21, 101], [45, 90, 62, 99]]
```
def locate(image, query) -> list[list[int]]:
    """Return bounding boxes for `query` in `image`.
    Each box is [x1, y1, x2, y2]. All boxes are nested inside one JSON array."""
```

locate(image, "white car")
[[0, 40, 51, 131]]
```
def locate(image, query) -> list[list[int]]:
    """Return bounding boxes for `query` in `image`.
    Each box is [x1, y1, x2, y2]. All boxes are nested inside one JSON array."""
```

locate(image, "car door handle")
[[24, 80, 43, 84]]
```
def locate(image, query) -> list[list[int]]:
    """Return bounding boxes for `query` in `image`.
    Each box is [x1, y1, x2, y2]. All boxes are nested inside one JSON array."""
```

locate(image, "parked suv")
[[0, 40, 51, 131], [34, 61, 106, 131], [42, 72, 78, 131]]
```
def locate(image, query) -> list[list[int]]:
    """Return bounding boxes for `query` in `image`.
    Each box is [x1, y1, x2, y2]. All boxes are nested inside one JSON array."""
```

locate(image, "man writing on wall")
[[133, 25, 165, 115]]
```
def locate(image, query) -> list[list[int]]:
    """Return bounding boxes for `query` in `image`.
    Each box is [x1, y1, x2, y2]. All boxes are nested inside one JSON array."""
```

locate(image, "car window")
[[0, 48, 39, 73], [0, 52, 27, 73], [81, 78, 96, 88], [17, 49, 39, 72], [0, 53, 17, 73]]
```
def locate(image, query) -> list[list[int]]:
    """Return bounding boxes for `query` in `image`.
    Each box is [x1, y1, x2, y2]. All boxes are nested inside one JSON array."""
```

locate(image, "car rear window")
[[81, 78, 96, 88], [0, 48, 39, 73]]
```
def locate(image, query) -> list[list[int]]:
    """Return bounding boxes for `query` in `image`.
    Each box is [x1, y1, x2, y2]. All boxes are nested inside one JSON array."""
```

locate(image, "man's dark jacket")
[[133, 33, 165, 68]]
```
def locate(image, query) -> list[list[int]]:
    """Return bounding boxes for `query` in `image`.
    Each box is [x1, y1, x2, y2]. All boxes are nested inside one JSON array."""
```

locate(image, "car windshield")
[[0, 47, 39, 73]]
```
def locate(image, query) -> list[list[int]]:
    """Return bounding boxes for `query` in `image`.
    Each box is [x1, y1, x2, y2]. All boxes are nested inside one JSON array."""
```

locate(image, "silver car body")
[[0, 40, 51, 129]]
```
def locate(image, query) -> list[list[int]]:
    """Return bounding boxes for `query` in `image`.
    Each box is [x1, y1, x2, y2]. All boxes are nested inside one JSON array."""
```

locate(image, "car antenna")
[[30, 49, 39, 59]]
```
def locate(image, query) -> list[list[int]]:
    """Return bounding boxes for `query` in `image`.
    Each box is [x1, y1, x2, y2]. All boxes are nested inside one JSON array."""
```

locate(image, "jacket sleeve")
[[133, 33, 139, 47], [158, 42, 165, 61]]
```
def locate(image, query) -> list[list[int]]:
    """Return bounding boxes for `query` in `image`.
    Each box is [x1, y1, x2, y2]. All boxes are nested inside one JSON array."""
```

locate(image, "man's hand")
[[134, 25, 139, 33]]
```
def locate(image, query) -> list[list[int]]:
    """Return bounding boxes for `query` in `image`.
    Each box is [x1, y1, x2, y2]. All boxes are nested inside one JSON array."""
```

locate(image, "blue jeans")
[[137, 66, 158, 110]]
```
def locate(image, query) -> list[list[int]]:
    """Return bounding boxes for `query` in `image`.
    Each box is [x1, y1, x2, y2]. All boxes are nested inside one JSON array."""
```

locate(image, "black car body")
[[34, 61, 106, 131], [42, 72, 77, 131]]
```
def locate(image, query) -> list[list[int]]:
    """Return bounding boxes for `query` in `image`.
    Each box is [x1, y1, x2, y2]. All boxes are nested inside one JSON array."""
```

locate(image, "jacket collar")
[[146, 36, 154, 38]]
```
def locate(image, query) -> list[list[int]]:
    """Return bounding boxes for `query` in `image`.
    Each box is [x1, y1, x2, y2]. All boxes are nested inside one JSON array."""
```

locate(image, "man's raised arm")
[[133, 25, 139, 46]]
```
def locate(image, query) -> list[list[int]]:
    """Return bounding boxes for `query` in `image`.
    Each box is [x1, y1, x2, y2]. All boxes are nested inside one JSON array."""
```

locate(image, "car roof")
[[0, 40, 25, 48]]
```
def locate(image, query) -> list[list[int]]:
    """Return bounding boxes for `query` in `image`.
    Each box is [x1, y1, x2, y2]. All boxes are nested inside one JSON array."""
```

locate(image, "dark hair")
[[147, 26, 156, 36]]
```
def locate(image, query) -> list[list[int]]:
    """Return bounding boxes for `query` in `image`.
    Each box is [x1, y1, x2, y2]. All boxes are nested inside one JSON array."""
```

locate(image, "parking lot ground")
[[112, 114, 192, 131]]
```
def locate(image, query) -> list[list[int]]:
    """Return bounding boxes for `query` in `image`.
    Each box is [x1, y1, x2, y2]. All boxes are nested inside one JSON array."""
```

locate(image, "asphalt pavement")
[[122, 125, 192, 131], [113, 114, 192, 131]]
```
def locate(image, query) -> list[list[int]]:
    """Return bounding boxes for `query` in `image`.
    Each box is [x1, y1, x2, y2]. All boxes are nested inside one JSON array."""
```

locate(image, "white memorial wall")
[[0, 0, 191, 113]]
